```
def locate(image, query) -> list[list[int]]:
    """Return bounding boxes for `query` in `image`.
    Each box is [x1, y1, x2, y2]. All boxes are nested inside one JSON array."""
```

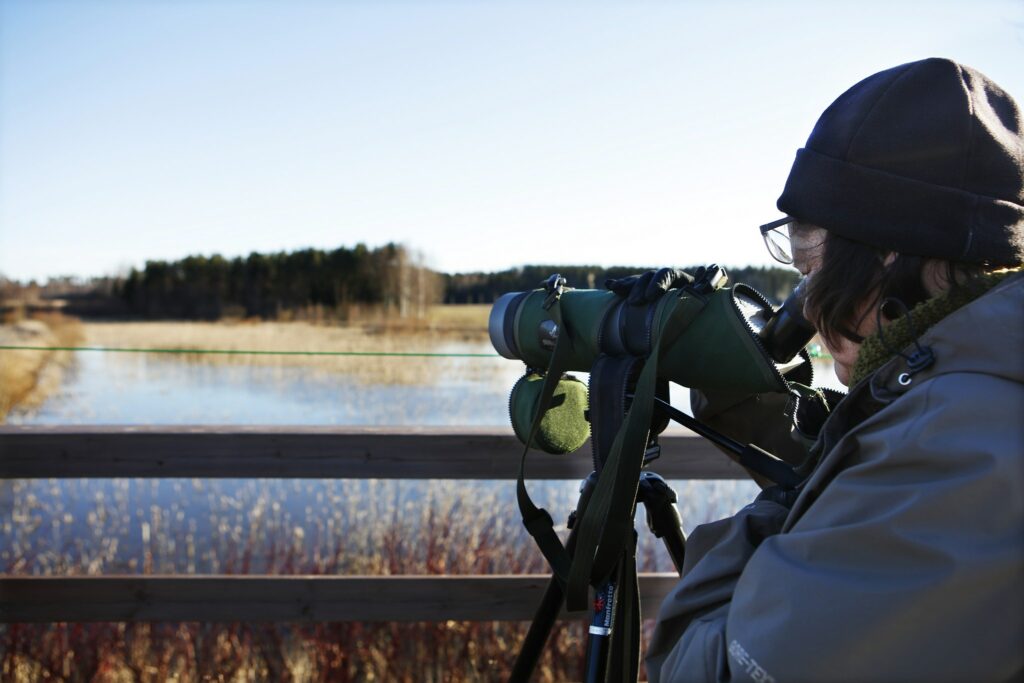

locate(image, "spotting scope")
[[490, 269, 814, 396]]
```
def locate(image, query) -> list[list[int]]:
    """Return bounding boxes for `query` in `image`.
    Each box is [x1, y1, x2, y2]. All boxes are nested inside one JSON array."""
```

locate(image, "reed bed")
[[81, 310, 493, 388], [0, 313, 84, 423], [1, 476, 758, 681]]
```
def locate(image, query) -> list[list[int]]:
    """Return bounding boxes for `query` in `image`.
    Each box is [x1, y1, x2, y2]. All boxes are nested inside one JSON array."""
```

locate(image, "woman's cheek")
[[823, 336, 858, 387], [833, 359, 852, 386]]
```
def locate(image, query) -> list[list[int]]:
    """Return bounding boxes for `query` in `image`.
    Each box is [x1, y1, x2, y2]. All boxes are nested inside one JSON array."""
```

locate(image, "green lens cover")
[[509, 372, 590, 455]]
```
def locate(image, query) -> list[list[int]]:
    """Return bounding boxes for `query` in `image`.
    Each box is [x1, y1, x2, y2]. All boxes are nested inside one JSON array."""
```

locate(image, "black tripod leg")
[[586, 530, 647, 682], [577, 475, 685, 683], [508, 530, 574, 682], [584, 575, 617, 682], [638, 472, 686, 573], [606, 531, 641, 683], [509, 473, 598, 683]]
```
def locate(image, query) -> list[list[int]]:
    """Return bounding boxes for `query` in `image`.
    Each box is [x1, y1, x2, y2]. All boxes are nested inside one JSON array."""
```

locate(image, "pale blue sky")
[[1, 0, 1022, 282]]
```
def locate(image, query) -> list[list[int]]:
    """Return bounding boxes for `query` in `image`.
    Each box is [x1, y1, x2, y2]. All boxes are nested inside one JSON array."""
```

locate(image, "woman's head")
[[789, 221, 988, 384], [767, 58, 1024, 384]]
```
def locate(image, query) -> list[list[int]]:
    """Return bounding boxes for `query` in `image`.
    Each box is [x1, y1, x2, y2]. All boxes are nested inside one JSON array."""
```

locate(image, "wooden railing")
[[0, 426, 744, 623]]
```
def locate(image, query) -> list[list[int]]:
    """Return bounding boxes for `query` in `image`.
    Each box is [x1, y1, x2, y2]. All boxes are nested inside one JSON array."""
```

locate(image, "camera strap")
[[514, 298, 577, 582]]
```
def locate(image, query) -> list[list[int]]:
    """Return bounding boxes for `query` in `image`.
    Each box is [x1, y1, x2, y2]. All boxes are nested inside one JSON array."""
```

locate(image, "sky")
[[1, 0, 1022, 282]]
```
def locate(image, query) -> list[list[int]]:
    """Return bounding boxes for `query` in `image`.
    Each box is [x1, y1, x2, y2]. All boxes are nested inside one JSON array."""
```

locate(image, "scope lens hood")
[[489, 291, 528, 360]]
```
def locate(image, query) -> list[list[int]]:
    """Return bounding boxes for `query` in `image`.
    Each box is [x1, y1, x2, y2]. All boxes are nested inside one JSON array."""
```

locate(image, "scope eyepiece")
[[759, 278, 816, 363]]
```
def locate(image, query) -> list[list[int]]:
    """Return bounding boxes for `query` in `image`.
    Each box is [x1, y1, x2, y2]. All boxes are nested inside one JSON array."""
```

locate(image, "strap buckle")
[[685, 264, 728, 299], [523, 507, 555, 536], [542, 274, 569, 310]]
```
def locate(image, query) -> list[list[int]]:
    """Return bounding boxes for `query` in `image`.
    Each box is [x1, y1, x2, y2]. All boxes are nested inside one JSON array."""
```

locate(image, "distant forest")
[[443, 264, 799, 305], [119, 243, 442, 320], [114, 244, 799, 320]]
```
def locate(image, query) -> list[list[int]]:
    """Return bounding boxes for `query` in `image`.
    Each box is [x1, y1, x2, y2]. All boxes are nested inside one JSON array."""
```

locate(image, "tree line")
[[115, 245, 800, 320], [443, 264, 799, 305], [119, 244, 442, 320]]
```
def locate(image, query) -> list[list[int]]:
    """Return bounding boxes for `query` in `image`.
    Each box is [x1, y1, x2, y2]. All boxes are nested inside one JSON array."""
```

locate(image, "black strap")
[[508, 472, 598, 683], [515, 300, 575, 581], [565, 291, 710, 611]]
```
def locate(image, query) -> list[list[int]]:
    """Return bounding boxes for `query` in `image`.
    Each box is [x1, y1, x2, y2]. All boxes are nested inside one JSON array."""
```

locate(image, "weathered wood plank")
[[0, 574, 680, 623], [0, 426, 745, 480]]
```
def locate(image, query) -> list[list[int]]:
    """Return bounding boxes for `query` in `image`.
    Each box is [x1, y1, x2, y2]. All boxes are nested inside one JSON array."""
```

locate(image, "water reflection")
[[14, 342, 526, 426], [13, 341, 839, 426]]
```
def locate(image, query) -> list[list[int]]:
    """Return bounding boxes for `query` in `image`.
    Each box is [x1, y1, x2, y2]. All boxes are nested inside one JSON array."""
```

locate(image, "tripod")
[[509, 464, 685, 682], [508, 394, 800, 682], [509, 351, 687, 683]]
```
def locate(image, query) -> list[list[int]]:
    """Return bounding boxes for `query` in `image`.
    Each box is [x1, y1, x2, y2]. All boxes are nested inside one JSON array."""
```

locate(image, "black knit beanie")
[[777, 58, 1024, 266]]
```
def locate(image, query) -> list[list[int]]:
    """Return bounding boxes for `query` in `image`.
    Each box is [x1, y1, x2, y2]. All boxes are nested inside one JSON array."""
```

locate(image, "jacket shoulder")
[[790, 368, 1024, 529]]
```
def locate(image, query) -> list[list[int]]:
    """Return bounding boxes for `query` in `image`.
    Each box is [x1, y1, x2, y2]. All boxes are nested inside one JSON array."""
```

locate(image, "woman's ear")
[[882, 251, 898, 267]]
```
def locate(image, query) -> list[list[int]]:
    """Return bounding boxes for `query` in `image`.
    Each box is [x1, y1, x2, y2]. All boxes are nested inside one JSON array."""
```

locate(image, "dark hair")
[[804, 230, 988, 348]]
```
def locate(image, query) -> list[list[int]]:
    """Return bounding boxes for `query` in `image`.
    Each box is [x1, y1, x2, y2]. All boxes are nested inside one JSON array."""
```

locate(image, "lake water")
[[4, 342, 840, 576], [12, 341, 715, 426], [14, 341, 526, 426]]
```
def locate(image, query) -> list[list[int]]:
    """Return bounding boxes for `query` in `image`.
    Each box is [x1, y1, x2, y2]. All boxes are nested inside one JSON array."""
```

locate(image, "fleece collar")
[[850, 269, 1022, 387]]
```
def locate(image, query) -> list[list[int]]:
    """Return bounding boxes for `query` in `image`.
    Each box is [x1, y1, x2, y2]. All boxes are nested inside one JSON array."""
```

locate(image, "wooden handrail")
[[0, 426, 727, 624], [0, 574, 680, 623], [0, 426, 745, 479]]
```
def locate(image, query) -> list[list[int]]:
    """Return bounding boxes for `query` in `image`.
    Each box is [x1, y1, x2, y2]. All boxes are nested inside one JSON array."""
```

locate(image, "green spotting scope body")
[[490, 282, 812, 396]]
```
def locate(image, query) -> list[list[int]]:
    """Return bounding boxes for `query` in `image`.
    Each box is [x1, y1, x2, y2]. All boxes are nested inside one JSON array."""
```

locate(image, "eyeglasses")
[[760, 216, 796, 265]]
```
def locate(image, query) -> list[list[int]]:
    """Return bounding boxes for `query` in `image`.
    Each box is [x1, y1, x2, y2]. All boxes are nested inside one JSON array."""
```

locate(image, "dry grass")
[[2, 620, 588, 682], [270, 304, 492, 338], [1, 477, 627, 681], [0, 477, 764, 681], [419, 304, 490, 332], [81, 310, 495, 388], [0, 312, 84, 422], [0, 474, 760, 680]]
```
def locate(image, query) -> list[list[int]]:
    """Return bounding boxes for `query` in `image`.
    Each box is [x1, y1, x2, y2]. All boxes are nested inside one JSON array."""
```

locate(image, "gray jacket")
[[647, 273, 1024, 683]]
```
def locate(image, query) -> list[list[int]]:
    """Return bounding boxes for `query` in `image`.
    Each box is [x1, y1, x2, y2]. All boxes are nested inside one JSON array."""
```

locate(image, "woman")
[[646, 58, 1024, 682]]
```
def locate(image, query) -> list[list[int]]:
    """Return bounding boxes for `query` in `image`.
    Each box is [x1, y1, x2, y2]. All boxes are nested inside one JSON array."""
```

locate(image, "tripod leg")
[[508, 533, 573, 682], [514, 475, 682, 682], [584, 576, 617, 682], [638, 472, 686, 574], [509, 473, 598, 683], [585, 533, 645, 683], [582, 473, 684, 683], [607, 531, 641, 683]]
